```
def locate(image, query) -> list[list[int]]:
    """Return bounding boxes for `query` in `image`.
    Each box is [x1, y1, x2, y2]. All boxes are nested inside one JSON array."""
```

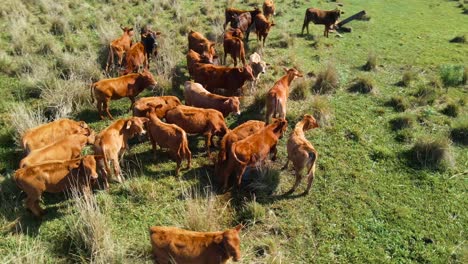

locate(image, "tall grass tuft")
[[400, 70, 417, 87], [386, 96, 409, 112], [390, 114, 414, 131], [8, 103, 48, 147], [362, 51, 377, 71], [238, 197, 266, 225], [0, 234, 49, 263], [439, 64, 465, 86], [290, 79, 310, 100], [310, 95, 333, 127], [348, 76, 375, 94], [313, 63, 339, 94], [408, 136, 454, 170], [413, 85, 438, 105], [450, 119, 468, 145]]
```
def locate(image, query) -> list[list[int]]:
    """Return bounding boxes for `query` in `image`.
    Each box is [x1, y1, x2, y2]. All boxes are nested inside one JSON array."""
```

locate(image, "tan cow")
[[132, 96, 181, 118], [21, 119, 92, 154], [105, 25, 134, 72], [149, 225, 242, 264], [265, 68, 303, 124], [254, 13, 276, 47], [91, 70, 157, 120], [14, 155, 99, 217], [184, 81, 240, 117], [188, 30, 217, 64], [93, 117, 149, 188], [20, 134, 96, 168], [263, 0, 276, 20]]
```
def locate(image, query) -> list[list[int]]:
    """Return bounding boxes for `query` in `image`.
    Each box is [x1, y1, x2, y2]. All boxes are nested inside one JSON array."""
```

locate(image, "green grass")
[[1, 0, 467, 263]]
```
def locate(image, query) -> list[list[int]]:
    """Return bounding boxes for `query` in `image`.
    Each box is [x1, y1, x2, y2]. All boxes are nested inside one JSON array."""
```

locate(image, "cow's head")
[[125, 117, 149, 137], [249, 53, 268, 77], [271, 118, 288, 138], [218, 224, 242, 262], [86, 131, 96, 145], [229, 28, 244, 39], [120, 25, 134, 37], [139, 70, 157, 90], [284, 67, 303, 80], [302, 114, 319, 130], [333, 8, 344, 19], [224, 97, 241, 116], [81, 155, 100, 182], [239, 65, 255, 81], [264, 21, 276, 35], [77, 121, 93, 137]]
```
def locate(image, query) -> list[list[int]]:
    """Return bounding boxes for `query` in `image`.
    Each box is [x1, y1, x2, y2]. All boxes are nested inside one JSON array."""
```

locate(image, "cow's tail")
[[238, 38, 246, 66], [101, 145, 112, 177], [219, 136, 228, 162], [90, 83, 96, 104], [231, 143, 247, 166], [178, 131, 191, 167], [273, 96, 281, 118], [302, 10, 308, 34]]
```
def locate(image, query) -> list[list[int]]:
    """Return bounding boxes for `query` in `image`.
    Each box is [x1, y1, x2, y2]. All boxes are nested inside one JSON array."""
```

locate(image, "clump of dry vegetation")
[[412, 85, 438, 105], [390, 114, 414, 131], [348, 76, 376, 94], [408, 136, 454, 170], [386, 96, 410, 112], [290, 79, 311, 100], [399, 70, 417, 87], [8, 103, 48, 146], [362, 52, 377, 71], [310, 95, 333, 127], [313, 64, 339, 94]]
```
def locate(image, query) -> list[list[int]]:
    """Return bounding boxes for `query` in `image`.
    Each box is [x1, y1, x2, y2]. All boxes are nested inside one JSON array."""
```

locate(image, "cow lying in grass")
[[301, 8, 343, 37], [184, 81, 240, 117]]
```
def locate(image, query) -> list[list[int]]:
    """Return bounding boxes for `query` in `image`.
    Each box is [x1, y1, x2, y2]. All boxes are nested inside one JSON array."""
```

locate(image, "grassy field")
[[0, 0, 467, 263]]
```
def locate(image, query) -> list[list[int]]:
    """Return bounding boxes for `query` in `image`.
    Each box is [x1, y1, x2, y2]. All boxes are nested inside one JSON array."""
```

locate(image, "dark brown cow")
[[91, 70, 157, 120], [140, 26, 161, 64], [192, 64, 255, 96], [106, 25, 134, 72], [301, 8, 343, 37], [232, 8, 262, 41], [187, 49, 213, 76], [254, 13, 276, 46], [188, 30, 217, 64], [224, 7, 250, 28], [223, 28, 246, 66], [184, 81, 240, 117], [132, 96, 181, 118]]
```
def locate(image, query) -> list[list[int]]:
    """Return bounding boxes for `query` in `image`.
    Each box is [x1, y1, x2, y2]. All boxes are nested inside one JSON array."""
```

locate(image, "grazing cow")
[[146, 103, 191, 176], [184, 81, 240, 117], [215, 120, 265, 190], [265, 68, 303, 124], [254, 13, 276, 47], [14, 155, 99, 217], [106, 25, 134, 72], [165, 105, 228, 156], [22, 119, 92, 154], [140, 26, 161, 64], [187, 49, 214, 76], [20, 134, 96, 168], [192, 64, 255, 96], [149, 225, 243, 264], [224, 7, 252, 28], [132, 96, 181, 118], [301, 8, 343, 37], [188, 30, 217, 64], [263, 0, 276, 20], [223, 28, 246, 66], [249, 52, 268, 93], [93, 117, 149, 188], [282, 114, 319, 195], [221, 118, 288, 188], [91, 70, 157, 120]]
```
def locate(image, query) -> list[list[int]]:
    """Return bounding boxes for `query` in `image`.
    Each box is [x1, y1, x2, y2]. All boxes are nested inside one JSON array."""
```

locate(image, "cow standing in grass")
[[301, 8, 343, 37]]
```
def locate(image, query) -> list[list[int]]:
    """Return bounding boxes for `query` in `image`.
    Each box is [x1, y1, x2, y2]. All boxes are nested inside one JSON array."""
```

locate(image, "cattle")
[[188, 30, 217, 64], [191, 64, 255, 96], [14, 155, 99, 217], [105, 25, 134, 72], [132, 96, 181, 118], [263, 0, 276, 20], [146, 103, 191, 176], [254, 13, 276, 47], [187, 49, 213, 76], [165, 105, 228, 156], [282, 114, 319, 195], [184, 81, 240, 117], [232, 8, 262, 41], [22, 119, 92, 154], [265, 68, 303, 124], [220, 118, 288, 188], [93, 117, 149, 188], [149, 225, 242, 264], [91, 70, 157, 120], [20, 134, 96, 168], [248, 52, 268, 93], [224, 7, 250, 28], [223, 28, 246, 66], [301, 8, 343, 37], [140, 26, 161, 64], [215, 120, 265, 190]]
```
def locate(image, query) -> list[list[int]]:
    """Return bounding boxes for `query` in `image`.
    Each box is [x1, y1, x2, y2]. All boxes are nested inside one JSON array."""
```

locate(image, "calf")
[[120, 42, 148, 75], [91, 70, 157, 120], [165, 105, 228, 156], [132, 96, 181, 118], [254, 13, 276, 47], [224, 7, 251, 28], [233, 11, 259, 42], [105, 25, 134, 72], [20, 134, 95, 168], [188, 30, 217, 64], [14, 155, 99, 217], [221, 118, 288, 188], [184, 81, 240, 117], [263, 0, 276, 20], [215, 120, 265, 190], [22, 119, 92, 154], [149, 225, 242, 264], [146, 104, 191, 176], [140, 26, 161, 64], [187, 49, 213, 76], [301, 8, 342, 37], [223, 29, 246, 66], [249, 52, 268, 93], [192, 63, 255, 96], [265, 68, 303, 124], [282, 114, 319, 195], [93, 117, 149, 188]]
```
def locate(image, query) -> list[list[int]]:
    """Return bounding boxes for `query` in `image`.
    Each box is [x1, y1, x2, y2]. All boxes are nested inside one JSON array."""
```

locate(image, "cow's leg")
[[224, 52, 228, 65], [286, 168, 303, 195], [304, 161, 316, 195], [97, 100, 105, 120], [204, 132, 212, 156], [235, 165, 247, 188], [184, 146, 192, 169], [104, 99, 114, 120], [270, 144, 278, 161], [149, 134, 158, 160], [128, 97, 135, 112], [175, 153, 182, 176], [281, 158, 290, 170], [112, 156, 123, 183]]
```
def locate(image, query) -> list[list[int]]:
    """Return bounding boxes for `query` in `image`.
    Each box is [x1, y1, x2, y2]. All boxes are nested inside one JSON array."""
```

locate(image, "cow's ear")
[[238, 68, 244, 73], [283, 67, 289, 73], [139, 117, 150, 123], [68, 160, 81, 170], [126, 120, 133, 130], [224, 99, 231, 105], [214, 234, 223, 244], [234, 224, 243, 232], [79, 121, 87, 128]]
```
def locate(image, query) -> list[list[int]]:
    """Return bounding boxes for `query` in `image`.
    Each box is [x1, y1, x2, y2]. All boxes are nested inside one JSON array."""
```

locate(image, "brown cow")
[[232, 8, 262, 41], [149, 225, 242, 264], [223, 29, 246, 66], [132, 96, 181, 118], [282, 114, 319, 195], [187, 49, 213, 77], [14, 155, 99, 217], [20, 134, 96, 168], [188, 30, 217, 64], [184, 81, 240, 117], [146, 103, 191, 176], [165, 105, 228, 156], [265, 68, 303, 124], [215, 120, 265, 190], [192, 64, 255, 96], [21, 119, 92, 154], [91, 70, 157, 120], [224, 7, 251, 28], [263, 0, 276, 20], [301, 8, 343, 37], [221, 118, 288, 188], [254, 13, 275, 47], [105, 25, 134, 72], [93, 117, 149, 188]]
